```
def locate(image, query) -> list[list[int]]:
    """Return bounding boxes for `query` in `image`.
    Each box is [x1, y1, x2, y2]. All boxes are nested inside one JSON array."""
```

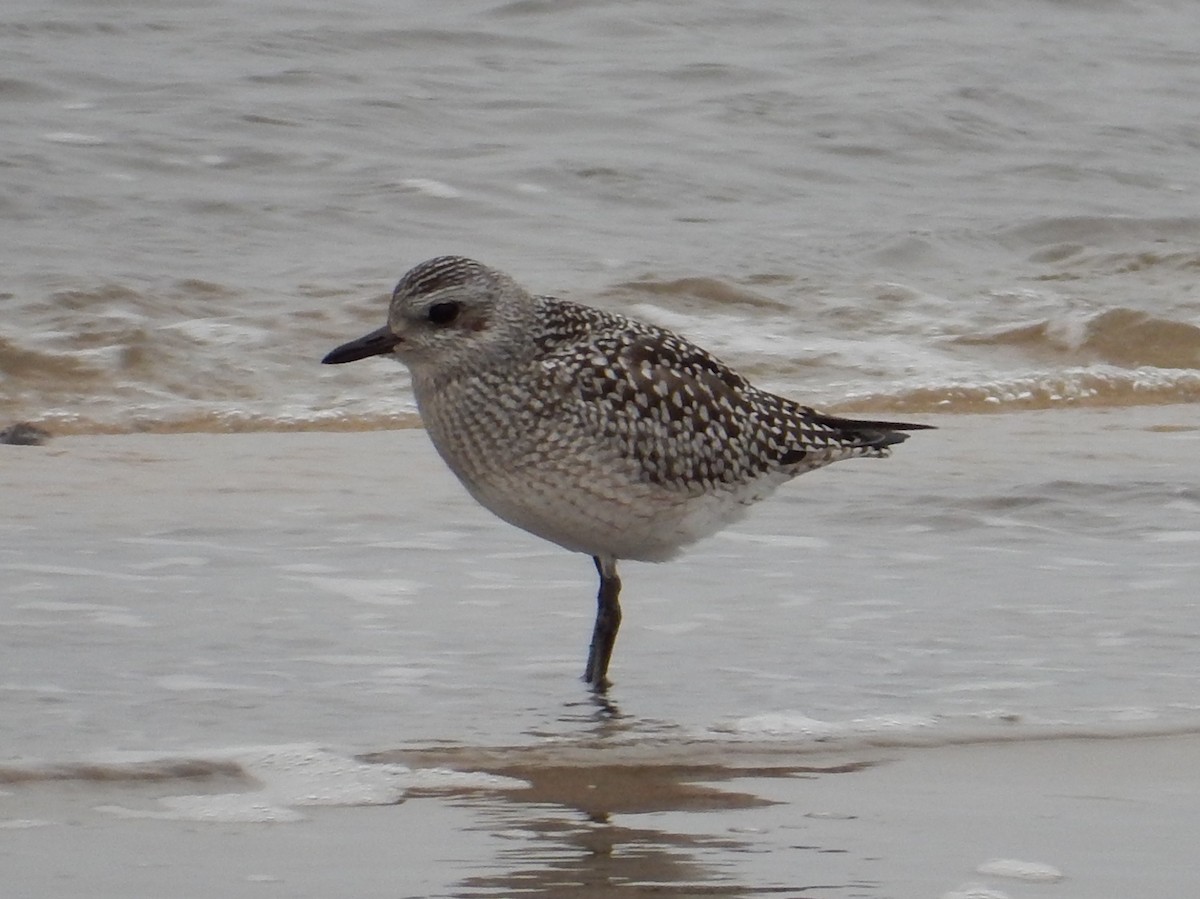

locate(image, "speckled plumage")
[[323, 256, 931, 690]]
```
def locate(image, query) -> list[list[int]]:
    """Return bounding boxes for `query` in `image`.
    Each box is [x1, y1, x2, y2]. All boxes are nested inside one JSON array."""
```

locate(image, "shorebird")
[[323, 256, 930, 691]]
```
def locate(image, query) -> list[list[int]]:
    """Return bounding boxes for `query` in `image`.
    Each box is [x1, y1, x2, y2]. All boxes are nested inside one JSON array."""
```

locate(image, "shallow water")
[[2, 411, 1198, 896], [3, 0, 1200, 431], [3, 409, 1197, 761]]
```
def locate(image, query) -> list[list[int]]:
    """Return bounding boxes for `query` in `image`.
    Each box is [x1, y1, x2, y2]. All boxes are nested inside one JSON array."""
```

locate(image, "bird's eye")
[[427, 302, 460, 325]]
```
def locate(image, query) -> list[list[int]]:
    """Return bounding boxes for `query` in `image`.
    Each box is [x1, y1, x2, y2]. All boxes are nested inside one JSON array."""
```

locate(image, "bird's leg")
[[583, 556, 622, 692]]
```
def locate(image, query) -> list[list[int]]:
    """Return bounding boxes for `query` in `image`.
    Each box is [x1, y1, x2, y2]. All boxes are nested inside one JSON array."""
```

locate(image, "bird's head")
[[322, 256, 530, 373]]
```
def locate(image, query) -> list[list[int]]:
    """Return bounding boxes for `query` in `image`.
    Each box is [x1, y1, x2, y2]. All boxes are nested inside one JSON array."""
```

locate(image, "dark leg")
[[583, 556, 622, 692]]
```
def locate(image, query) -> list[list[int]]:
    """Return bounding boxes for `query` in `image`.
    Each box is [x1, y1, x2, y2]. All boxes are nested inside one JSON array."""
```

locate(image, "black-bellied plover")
[[323, 256, 931, 691]]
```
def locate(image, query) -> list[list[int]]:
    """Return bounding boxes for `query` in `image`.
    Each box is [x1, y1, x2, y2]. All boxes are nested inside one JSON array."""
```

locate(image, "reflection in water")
[[557, 692, 630, 730], [377, 706, 877, 897], [456, 804, 746, 897]]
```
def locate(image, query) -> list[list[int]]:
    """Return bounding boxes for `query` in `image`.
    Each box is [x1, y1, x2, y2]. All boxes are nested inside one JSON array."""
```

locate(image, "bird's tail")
[[807, 411, 935, 451]]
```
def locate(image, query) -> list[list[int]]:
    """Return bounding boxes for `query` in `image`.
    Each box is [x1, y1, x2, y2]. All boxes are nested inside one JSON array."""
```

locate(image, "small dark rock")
[[0, 422, 52, 446]]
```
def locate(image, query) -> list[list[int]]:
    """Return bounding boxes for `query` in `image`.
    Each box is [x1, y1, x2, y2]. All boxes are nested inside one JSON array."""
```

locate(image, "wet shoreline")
[[3, 732, 1197, 897], [3, 407, 1198, 894]]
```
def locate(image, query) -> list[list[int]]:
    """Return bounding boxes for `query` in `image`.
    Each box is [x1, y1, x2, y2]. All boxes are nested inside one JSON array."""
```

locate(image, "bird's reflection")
[[375, 701, 874, 897]]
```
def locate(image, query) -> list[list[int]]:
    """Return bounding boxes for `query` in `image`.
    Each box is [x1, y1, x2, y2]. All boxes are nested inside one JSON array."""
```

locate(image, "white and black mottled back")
[[366, 256, 923, 563]]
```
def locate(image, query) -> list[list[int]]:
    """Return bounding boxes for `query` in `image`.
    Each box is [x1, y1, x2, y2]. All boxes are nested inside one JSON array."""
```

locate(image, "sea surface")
[[2, 1, 1199, 895], [3, 0, 1200, 433]]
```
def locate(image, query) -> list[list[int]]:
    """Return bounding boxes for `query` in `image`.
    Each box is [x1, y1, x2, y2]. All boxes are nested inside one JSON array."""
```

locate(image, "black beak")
[[322, 326, 400, 364]]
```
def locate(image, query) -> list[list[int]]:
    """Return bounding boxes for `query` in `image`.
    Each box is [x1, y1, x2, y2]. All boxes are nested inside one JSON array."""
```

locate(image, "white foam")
[[93, 746, 410, 824], [90, 746, 526, 825], [976, 858, 1065, 882], [233, 746, 414, 807], [942, 884, 1010, 899], [721, 712, 937, 739]]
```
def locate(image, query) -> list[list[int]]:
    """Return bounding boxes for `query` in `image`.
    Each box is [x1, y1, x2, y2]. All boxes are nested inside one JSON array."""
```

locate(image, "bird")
[[322, 256, 931, 692]]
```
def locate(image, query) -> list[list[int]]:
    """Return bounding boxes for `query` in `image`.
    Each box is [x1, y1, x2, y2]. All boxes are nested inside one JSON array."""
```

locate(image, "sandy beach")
[[2, 406, 1198, 897]]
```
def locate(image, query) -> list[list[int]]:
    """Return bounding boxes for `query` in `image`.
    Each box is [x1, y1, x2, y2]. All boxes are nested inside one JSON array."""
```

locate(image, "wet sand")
[[2, 407, 1198, 896], [2, 733, 1198, 897]]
